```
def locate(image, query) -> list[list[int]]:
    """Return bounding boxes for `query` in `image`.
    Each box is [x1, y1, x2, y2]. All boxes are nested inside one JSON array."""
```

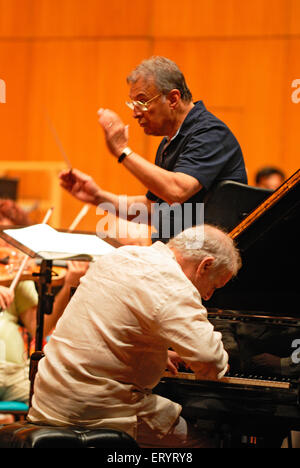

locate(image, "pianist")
[[28, 225, 241, 448]]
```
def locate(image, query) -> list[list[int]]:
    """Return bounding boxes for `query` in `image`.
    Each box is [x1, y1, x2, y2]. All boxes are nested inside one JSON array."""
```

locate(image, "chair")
[[204, 180, 271, 232], [0, 401, 29, 422]]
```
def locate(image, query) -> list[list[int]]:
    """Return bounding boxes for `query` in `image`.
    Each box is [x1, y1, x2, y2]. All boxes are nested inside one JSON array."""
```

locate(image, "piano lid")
[[205, 169, 300, 316]]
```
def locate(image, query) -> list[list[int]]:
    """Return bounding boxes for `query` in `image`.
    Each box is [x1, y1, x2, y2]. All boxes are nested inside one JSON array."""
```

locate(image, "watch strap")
[[118, 147, 133, 163]]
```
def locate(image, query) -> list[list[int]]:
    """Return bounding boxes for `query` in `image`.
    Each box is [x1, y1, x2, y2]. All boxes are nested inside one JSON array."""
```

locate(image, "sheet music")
[[3, 224, 115, 260]]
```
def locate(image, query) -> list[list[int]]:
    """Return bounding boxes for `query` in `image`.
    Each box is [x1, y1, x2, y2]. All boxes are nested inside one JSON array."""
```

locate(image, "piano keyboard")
[[163, 371, 291, 389]]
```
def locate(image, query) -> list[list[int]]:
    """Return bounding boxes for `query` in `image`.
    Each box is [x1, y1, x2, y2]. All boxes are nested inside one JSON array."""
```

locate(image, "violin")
[[0, 246, 67, 287]]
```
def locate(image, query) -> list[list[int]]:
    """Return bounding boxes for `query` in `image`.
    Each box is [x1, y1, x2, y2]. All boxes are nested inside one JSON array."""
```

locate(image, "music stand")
[[29, 259, 56, 405]]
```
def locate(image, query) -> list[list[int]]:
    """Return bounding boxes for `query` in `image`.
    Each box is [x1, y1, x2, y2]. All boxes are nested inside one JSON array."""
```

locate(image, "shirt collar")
[[164, 101, 206, 142], [165, 125, 182, 143], [151, 241, 176, 260]]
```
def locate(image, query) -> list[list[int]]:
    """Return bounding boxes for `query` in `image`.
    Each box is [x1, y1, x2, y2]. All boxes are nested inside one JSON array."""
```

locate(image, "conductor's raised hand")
[[59, 169, 102, 205], [97, 108, 129, 158]]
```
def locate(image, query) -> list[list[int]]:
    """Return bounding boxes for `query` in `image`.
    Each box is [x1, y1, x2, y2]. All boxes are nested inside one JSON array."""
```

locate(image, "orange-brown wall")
[[0, 0, 299, 230]]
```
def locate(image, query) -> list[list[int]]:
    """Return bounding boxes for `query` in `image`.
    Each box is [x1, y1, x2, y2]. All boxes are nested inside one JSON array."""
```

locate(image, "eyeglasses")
[[125, 94, 161, 112]]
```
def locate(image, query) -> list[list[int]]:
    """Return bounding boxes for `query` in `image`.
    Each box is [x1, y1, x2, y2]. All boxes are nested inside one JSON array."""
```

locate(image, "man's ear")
[[167, 89, 181, 109], [196, 256, 215, 278]]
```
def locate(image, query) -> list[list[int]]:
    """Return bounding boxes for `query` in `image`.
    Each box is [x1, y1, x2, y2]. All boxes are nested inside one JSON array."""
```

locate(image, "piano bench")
[[0, 421, 140, 449]]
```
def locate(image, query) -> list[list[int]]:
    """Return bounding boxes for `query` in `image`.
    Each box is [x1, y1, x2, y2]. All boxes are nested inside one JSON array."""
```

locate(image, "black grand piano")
[[155, 169, 300, 448]]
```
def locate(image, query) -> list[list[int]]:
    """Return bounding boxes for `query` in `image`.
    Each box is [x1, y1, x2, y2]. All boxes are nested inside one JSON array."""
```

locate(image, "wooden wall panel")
[[290, 0, 300, 34], [281, 39, 300, 176], [0, 41, 32, 161], [0, 0, 152, 38], [151, 0, 293, 38], [1, 0, 297, 39]]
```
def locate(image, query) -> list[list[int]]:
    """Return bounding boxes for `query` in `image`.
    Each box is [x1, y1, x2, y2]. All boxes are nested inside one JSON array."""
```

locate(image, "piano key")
[[163, 371, 291, 389]]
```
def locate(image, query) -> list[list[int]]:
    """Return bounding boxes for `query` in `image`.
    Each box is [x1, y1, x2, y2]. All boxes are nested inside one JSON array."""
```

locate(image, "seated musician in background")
[[28, 225, 241, 448], [255, 166, 285, 191], [0, 199, 88, 414], [60, 56, 247, 243]]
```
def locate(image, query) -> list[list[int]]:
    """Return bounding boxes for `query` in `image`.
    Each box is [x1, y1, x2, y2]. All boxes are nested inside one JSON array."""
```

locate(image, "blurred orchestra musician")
[[255, 166, 285, 191], [0, 199, 88, 416]]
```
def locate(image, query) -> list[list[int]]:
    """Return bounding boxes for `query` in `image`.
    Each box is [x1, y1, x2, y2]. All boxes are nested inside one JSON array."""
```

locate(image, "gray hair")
[[127, 56, 193, 103], [168, 224, 242, 277]]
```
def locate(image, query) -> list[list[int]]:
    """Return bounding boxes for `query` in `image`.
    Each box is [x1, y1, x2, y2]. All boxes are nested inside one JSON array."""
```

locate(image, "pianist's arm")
[[159, 300, 229, 381]]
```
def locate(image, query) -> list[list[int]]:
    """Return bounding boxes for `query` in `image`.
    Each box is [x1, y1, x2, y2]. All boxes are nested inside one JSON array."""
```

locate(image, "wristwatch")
[[118, 147, 133, 163]]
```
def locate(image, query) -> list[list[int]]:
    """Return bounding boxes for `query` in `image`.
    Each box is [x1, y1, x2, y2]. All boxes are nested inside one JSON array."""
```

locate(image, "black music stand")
[[29, 259, 55, 405]]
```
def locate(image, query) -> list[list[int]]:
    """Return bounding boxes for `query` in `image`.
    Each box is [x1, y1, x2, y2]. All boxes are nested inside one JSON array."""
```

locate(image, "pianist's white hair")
[[168, 224, 241, 277]]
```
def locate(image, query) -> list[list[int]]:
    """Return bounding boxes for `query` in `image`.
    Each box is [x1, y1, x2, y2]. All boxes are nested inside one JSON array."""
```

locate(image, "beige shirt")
[[28, 242, 228, 438]]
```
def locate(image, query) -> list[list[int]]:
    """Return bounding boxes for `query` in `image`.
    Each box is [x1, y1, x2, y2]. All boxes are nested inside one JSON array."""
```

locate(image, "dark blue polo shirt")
[[146, 101, 247, 242]]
